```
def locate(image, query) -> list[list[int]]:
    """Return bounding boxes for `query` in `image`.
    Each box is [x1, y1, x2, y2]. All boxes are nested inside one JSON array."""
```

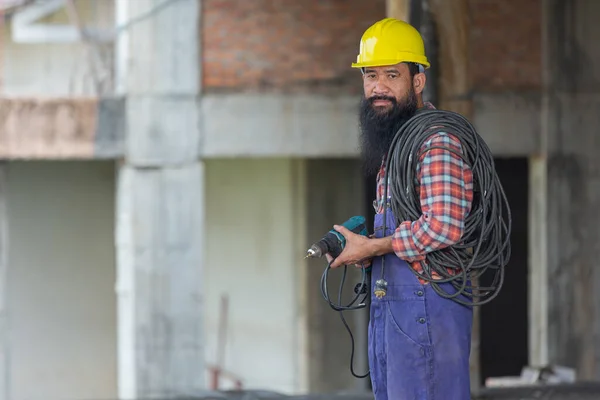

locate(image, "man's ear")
[[413, 73, 426, 95]]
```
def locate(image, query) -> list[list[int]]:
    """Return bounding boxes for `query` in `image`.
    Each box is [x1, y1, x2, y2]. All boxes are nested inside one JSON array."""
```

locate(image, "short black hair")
[[406, 62, 420, 77]]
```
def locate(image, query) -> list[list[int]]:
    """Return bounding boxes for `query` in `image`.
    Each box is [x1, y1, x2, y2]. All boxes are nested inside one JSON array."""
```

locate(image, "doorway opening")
[[479, 157, 529, 384]]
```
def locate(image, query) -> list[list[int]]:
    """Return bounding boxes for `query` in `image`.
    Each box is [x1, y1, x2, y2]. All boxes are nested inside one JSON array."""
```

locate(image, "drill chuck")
[[306, 216, 369, 260], [306, 244, 324, 258]]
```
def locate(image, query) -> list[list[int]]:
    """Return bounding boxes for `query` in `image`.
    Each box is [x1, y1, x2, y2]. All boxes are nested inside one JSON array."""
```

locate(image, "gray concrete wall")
[[196, 156, 370, 394], [204, 158, 308, 393], [6, 161, 117, 400]]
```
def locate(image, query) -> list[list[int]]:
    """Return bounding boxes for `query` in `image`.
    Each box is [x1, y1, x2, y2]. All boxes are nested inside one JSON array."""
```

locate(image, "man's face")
[[362, 63, 418, 113], [358, 63, 424, 175]]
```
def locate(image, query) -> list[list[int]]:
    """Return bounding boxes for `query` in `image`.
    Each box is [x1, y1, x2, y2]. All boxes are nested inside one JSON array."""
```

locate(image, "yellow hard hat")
[[352, 18, 430, 69]]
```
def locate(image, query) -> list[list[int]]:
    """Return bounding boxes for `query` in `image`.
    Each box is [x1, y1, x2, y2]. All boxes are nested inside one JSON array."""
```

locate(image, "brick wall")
[[201, 0, 386, 94], [202, 0, 541, 94], [469, 0, 542, 91]]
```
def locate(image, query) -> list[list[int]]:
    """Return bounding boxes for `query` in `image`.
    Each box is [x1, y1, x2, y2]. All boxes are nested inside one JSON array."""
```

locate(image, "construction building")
[[0, 0, 597, 399]]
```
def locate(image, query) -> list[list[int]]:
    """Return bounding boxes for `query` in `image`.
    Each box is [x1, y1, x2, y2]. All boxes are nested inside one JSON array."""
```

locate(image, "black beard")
[[358, 89, 419, 176]]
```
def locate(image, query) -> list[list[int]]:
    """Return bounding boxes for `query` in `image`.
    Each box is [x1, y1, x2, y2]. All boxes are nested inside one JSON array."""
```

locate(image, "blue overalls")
[[368, 209, 473, 400]]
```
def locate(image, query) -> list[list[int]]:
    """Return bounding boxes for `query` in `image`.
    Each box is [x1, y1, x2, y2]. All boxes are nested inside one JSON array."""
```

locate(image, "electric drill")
[[305, 216, 369, 259]]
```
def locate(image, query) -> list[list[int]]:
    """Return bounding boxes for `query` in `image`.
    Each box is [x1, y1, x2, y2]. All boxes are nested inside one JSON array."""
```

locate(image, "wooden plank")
[[386, 0, 411, 21], [429, 0, 472, 118]]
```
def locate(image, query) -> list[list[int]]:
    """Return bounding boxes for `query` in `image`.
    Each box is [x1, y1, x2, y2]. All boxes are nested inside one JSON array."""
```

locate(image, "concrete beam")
[[200, 92, 541, 158], [199, 94, 361, 158], [473, 92, 541, 157], [0, 92, 541, 160], [0, 97, 124, 159]]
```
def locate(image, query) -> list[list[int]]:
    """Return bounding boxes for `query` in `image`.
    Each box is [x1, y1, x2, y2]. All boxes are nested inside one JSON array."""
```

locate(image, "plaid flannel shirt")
[[373, 103, 474, 281]]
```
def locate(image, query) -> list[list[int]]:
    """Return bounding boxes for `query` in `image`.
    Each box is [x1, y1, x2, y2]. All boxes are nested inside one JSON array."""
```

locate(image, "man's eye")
[[367, 74, 376, 79], [388, 74, 398, 79]]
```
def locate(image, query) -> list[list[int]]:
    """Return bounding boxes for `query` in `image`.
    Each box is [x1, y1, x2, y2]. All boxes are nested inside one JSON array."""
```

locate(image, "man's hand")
[[325, 254, 372, 268], [325, 230, 394, 268], [328, 225, 374, 268]]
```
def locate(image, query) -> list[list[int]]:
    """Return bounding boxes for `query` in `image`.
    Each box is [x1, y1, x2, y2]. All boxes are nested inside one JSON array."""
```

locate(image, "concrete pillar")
[[542, 0, 600, 380], [0, 6, 7, 398], [114, 0, 204, 398], [0, 163, 7, 400]]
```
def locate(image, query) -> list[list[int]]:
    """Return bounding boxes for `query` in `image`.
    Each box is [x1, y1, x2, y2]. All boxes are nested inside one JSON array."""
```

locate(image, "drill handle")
[[339, 215, 369, 238]]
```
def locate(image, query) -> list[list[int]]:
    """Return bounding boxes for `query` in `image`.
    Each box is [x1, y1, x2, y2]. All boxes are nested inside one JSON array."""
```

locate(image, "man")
[[328, 18, 474, 400]]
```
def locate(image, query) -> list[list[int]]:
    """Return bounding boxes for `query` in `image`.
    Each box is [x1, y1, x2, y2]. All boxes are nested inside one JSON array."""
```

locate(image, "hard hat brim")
[[351, 58, 430, 69]]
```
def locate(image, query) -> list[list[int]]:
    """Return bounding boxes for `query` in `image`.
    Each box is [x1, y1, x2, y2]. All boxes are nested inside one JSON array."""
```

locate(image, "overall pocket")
[[385, 293, 432, 348], [384, 295, 433, 399]]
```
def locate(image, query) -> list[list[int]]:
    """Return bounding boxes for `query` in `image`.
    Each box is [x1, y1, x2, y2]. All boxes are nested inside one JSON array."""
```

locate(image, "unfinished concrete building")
[[0, 0, 598, 399]]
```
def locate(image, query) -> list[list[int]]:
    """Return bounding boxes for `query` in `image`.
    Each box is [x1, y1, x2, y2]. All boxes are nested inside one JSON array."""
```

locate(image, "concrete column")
[[114, 0, 204, 398], [0, 163, 7, 400], [542, 0, 600, 380]]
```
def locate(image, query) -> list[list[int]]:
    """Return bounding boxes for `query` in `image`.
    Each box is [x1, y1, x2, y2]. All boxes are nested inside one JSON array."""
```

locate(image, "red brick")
[[469, 0, 542, 91], [201, 0, 386, 94]]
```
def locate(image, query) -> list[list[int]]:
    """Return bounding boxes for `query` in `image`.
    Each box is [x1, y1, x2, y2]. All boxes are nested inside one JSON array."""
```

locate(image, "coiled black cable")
[[381, 108, 512, 306]]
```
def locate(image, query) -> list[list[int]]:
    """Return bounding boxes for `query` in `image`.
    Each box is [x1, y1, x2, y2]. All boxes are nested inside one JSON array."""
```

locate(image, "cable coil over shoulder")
[[383, 109, 512, 306]]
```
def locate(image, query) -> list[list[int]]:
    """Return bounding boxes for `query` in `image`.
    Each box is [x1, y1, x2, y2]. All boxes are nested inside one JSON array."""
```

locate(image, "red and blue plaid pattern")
[[374, 104, 474, 280]]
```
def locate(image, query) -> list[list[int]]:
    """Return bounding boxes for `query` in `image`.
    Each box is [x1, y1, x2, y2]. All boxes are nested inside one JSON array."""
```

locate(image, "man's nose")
[[373, 79, 390, 95]]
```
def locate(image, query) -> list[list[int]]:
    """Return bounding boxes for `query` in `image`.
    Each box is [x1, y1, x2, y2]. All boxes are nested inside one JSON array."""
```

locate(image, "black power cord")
[[319, 108, 511, 378], [382, 108, 512, 306], [320, 262, 370, 378]]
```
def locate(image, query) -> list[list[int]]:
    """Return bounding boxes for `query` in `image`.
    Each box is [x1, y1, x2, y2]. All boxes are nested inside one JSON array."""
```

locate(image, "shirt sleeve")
[[391, 132, 472, 262]]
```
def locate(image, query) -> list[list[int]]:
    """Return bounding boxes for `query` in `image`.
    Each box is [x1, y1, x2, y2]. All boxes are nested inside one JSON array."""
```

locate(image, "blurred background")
[[0, 0, 598, 399]]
